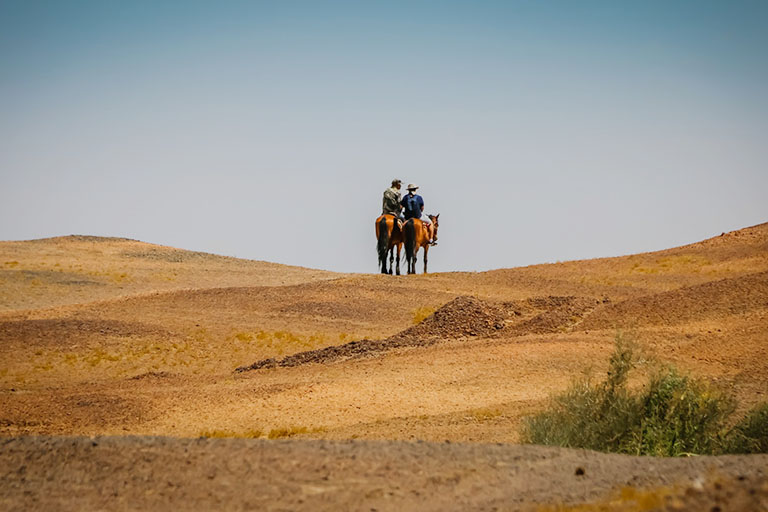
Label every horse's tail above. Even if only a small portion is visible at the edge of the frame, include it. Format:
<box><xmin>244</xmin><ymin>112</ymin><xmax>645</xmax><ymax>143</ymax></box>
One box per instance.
<box><xmin>377</xmin><ymin>216</ymin><xmax>390</xmax><ymax>269</ymax></box>
<box><xmin>404</xmin><ymin>219</ymin><xmax>416</xmax><ymax>262</ymax></box>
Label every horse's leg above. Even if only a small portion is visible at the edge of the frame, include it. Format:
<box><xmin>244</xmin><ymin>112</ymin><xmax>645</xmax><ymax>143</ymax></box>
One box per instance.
<box><xmin>388</xmin><ymin>246</ymin><xmax>394</xmax><ymax>275</ymax></box>
<box><xmin>423</xmin><ymin>244</ymin><xmax>429</xmax><ymax>274</ymax></box>
<box><xmin>379</xmin><ymin>241</ymin><xmax>387</xmax><ymax>274</ymax></box>
<box><xmin>395</xmin><ymin>243</ymin><xmax>401</xmax><ymax>275</ymax></box>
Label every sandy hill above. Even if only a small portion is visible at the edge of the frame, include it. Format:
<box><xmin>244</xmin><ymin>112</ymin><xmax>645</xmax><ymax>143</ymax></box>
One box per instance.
<box><xmin>1</xmin><ymin>222</ymin><xmax>766</xmax><ymax>437</ymax></box>
<box><xmin>1</xmin><ymin>223</ymin><xmax>767</xmax><ymax>510</ymax></box>
<box><xmin>0</xmin><ymin>235</ymin><xmax>342</xmax><ymax>312</ymax></box>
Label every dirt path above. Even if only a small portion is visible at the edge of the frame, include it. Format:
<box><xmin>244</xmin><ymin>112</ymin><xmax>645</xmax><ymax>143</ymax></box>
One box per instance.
<box><xmin>2</xmin><ymin>436</ymin><xmax>767</xmax><ymax>512</ymax></box>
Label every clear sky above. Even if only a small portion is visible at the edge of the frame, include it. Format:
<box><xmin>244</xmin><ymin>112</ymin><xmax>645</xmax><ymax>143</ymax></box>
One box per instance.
<box><xmin>1</xmin><ymin>1</ymin><xmax>767</xmax><ymax>273</ymax></box>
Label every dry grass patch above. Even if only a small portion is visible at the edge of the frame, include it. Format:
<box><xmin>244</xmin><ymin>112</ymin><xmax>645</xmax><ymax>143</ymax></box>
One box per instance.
<box><xmin>469</xmin><ymin>408</ymin><xmax>504</xmax><ymax>422</ymax></box>
<box><xmin>228</xmin><ymin>329</ymin><xmax>335</xmax><ymax>355</ymax></box>
<box><xmin>267</xmin><ymin>426</ymin><xmax>310</xmax><ymax>439</ymax></box>
<box><xmin>412</xmin><ymin>306</ymin><xmax>436</xmax><ymax>324</ymax></box>
<box><xmin>1</xmin><ymin>325</ymin><xmax>354</xmax><ymax>386</ymax></box>
<box><xmin>198</xmin><ymin>429</ymin><xmax>263</xmax><ymax>439</ymax></box>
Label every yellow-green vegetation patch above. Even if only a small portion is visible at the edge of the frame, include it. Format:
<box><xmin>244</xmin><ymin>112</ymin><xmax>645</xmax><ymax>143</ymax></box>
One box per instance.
<box><xmin>412</xmin><ymin>306</ymin><xmax>436</xmax><ymax>325</ymax></box>
<box><xmin>85</xmin><ymin>269</ymin><xmax>132</xmax><ymax>282</ymax></box>
<box><xmin>267</xmin><ymin>426</ymin><xmax>310</xmax><ymax>439</ymax></box>
<box><xmin>199</xmin><ymin>429</ymin><xmax>263</xmax><ymax>439</ymax></box>
<box><xmin>470</xmin><ymin>408</ymin><xmax>504</xmax><ymax>422</ymax></box>
<box><xmin>233</xmin><ymin>332</ymin><xmax>254</xmax><ymax>342</ymax></box>
<box><xmin>266</xmin><ymin>426</ymin><xmax>327</xmax><ymax>439</ymax></box>
<box><xmin>228</xmin><ymin>329</ymin><xmax>332</xmax><ymax>354</ymax></box>
<box><xmin>630</xmin><ymin>254</ymin><xmax>713</xmax><ymax>275</ymax></box>
<box><xmin>535</xmin><ymin>484</ymin><xmax>677</xmax><ymax>511</ymax></box>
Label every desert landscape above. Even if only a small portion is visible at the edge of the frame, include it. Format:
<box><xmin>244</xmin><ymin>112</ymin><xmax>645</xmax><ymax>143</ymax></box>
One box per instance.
<box><xmin>1</xmin><ymin>224</ymin><xmax>767</xmax><ymax>510</ymax></box>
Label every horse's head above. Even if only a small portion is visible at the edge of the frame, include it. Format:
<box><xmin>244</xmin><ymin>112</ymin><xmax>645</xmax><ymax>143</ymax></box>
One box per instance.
<box><xmin>428</xmin><ymin>213</ymin><xmax>439</xmax><ymax>242</ymax></box>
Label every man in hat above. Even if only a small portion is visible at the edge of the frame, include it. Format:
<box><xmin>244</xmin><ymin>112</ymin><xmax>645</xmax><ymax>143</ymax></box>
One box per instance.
<box><xmin>382</xmin><ymin>179</ymin><xmax>403</xmax><ymax>218</ymax></box>
<box><xmin>401</xmin><ymin>183</ymin><xmax>436</xmax><ymax>244</ymax></box>
<box><xmin>401</xmin><ymin>183</ymin><xmax>424</xmax><ymax>221</ymax></box>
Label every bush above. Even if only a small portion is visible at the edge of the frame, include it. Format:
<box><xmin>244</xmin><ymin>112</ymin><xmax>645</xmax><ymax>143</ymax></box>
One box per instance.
<box><xmin>636</xmin><ymin>369</ymin><xmax>734</xmax><ymax>456</ymax></box>
<box><xmin>725</xmin><ymin>402</ymin><xmax>768</xmax><ymax>454</ymax></box>
<box><xmin>520</xmin><ymin>334</ymin><xmax>742</xmax><ymax>456</ymax></box>
<box><xmin>521</xmin><ymin>334</ymin><xmax>643</xmax><ymax>453</ymax></box>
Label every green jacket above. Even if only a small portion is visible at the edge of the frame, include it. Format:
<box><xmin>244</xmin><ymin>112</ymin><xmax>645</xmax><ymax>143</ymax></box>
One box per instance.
<box><xmin>382</xmin><ymin>187</ymin><xmax>402</xmax><ymax>216</ymax></box>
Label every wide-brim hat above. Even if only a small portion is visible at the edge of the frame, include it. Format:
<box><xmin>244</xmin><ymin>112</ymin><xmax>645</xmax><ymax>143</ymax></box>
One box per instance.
<box><xmin>406</xmin><ymin>183</ymin><xmax>419</xmax><ymax>190</ymax></box>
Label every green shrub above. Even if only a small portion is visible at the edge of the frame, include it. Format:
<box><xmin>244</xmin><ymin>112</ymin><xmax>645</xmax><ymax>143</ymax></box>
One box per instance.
<box><xmin>725</xmin><ymin>402</ymin><xmax>768</xmax><ymax>454</ymax></box>
<box><xmin>521</xmin><ymin>333</ymin><xmax>642</xmax><ymax>452</ymax></box>
<box><xmin>520</xmin><ymin>334</ymin><xmax>739</xmax><ymax>456</ymax></box>
<box><xmin>636</xmin><ymin>369</ymin><xmax>734</xmax><ymax>456</ymax></box>
<box><xmin>520</xmin><ymin>377</ymin><xmax>639</xmax><ymax>452</ymax></box>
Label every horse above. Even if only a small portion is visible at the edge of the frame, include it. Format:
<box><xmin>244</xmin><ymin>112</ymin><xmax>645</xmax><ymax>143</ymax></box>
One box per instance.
<box><xmin>375</xmin><ymin>214</ymin><xmax>404</xmax><ymax>275</ymax></box>
<box><xmin>404</xmin><ymin>213</ymin><xmax>439</xmax><ymax>274</ymax></box>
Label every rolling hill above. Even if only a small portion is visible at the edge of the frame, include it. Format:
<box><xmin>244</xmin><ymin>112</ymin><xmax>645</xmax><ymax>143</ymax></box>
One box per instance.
<box><xmin>1</xmin><ymin>223</ymin><xmax>767</xmax><ymax>510</ymax></box>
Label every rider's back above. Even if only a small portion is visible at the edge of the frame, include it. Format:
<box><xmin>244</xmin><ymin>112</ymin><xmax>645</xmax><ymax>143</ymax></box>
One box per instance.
<box><xmin>402</xmin><ymin>193</ymin><xmax>424</xmax><ymax>220</ymax></box>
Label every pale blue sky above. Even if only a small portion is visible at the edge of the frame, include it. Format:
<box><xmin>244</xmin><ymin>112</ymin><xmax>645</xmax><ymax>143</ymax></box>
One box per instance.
<box><xmin>1</xmin><ymin>1</ymin><xmax>767</xmax><ymax>272</ymax></box>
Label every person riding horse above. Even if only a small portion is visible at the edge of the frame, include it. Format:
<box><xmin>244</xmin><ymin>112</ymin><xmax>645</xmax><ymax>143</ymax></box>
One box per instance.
<box><xmin>376</xmin><ymin>179</ymin><xmax>405</xmax><ymax>274</ymax></box>
<box><xmin>382</xmin><ymin>179</ymin><xmax>403</xmax><ymax>219</ymax></box>
<box><xmin>401</xmin><ymin>184</ymin><xmax>436</xmax><ymax>245</ymax></box>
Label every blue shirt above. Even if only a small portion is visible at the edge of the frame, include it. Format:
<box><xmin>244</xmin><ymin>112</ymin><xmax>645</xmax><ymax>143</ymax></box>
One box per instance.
<box><xmin>401</xmin><ymin>193</ymin><xmax>424</xmax><ymax>220</ymax></box>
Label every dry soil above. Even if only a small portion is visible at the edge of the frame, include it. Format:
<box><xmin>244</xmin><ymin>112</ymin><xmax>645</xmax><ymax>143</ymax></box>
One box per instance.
<box><xmin>1</xmin><ymin>224</ymin><xmax>767</xmax><ymax>510</ymax></box>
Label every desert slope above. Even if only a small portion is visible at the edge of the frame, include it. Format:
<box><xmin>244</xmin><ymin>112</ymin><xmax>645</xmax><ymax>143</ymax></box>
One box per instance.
<box><xmin>0</xmin><ymin>235</ymin><xmax>343</xmax><ymax>312</ymax></box>
<box><xmin>1</xmin><ymin>224</ymin><xmax>767</xmax><ymax>510</ymax></box>
<box><xmin>1</xmin><ymin>224</ymin><xmax>767</xmax><ymax>438</ymax></box>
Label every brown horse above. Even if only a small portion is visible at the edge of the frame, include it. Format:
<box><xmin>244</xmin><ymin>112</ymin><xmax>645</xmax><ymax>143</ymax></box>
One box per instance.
<box><xmin>375</xmin><ymin>214</ymin><xmax>404</xmax><ymax>275</ymax></box>
<box><xmin>404</xmin><ymin>214</ymin><xmax>439</xmax><ymax>274</ymax></box>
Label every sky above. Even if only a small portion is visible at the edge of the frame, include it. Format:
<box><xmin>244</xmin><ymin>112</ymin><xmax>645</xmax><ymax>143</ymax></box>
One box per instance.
<box><xmin>1</xmin><ymin>1</ymin><xmax>767</xmax><ymax>273</ymax></box>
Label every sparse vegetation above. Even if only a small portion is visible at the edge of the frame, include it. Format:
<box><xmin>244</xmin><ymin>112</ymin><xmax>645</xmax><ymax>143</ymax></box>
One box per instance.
<box><xmin>630</xmin><ymin>255</ymin><xmax>713</xmax><ymax>275</ymax></box>
<box><xmin>233</xmin><ymin>332</ymin><xmax>254</xmax><ymax>342</ymax></box>
<box><xmin>199</xmin><ymin>429</ymin><xmax>263</xmax><ymax>439</ymax></box>
<box><xmin>412</xmin><ymin>306</ymin><xmax>436</xmax><ymax>324</ymax></box>
<box><xmin>535</xmin><ymin>484</ymin><xmax>676</xmax><ymax>512</ymax></box>
<box><xmin>0</xmin><ymin>325</ymin><xmax>352</xmax><ymax>387</ymax></box>
<box><xmin>267</xmin><ymin>426</ymin><xmax>310</xmax><ymax>439</ymax></box>
<box><xmin>470</xmin><ymin>408</ymin><xmax>503</xmax><ymax>422</ymax></box>
<box><xmin>521</xmin><ymin>333</ymin><xmax>766</xmax><ymax>456</ymax></box>
<box><xmin>229</xmin><ymin>329</ymin><xmax>331</xmax><ymax>354</ymax></box>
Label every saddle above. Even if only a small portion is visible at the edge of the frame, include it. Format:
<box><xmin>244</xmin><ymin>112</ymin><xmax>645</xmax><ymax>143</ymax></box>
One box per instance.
<box><xmin>381</xmin><ymin>214</ymin><xmax>404</xmax><ymax>232</ymax></box>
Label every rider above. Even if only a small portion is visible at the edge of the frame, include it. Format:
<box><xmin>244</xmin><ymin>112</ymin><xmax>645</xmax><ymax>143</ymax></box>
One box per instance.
<box><xmin>401</xmin><ymin>183</ymin><xmax>436</xmax><ymax>245</ymax></box>
<box><xmin>382</xmin><ymin>179</ymin><xmax>403</xmax><ymax>218</ymax></box>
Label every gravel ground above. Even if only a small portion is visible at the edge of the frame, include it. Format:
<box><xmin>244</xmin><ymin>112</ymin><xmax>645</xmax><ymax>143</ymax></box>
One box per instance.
<box><xmin>2</xmin><ymin>436</ymin><xmax>767</xmax><ymax>511</ymax></box>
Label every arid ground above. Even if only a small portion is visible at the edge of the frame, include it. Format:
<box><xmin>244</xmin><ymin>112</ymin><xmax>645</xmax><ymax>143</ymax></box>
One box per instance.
<box><xmin>1</xmin><ymin>226</ymin><xmax>767</xmax><ymax>510</ymax></box>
